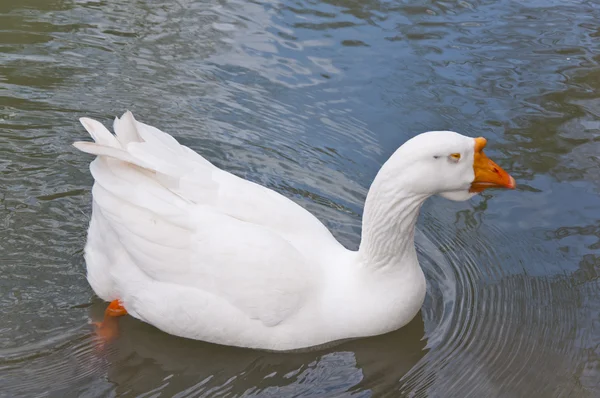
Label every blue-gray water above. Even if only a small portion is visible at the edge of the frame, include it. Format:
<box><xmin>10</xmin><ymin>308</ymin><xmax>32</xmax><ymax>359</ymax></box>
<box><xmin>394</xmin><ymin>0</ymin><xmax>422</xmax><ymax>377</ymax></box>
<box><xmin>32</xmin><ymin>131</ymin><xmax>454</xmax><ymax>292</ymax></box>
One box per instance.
<box><xmin>1</xmin><ymin>0</ymin><xmax>599</xmax><ymax>396</ymax></box>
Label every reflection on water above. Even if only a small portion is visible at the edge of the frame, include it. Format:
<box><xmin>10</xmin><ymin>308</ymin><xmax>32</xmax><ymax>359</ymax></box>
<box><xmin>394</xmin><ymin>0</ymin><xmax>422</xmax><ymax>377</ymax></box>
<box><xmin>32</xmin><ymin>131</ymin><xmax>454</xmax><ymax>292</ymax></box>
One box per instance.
<box><xmin>2</xmin><ymin>297</ymin><xmax>426</xmax><ymax>397</ymax></box>
<box><xmin>1</xmin><ymin>0</ymin><xmax>600</xmax><ymax>396</ymax></box>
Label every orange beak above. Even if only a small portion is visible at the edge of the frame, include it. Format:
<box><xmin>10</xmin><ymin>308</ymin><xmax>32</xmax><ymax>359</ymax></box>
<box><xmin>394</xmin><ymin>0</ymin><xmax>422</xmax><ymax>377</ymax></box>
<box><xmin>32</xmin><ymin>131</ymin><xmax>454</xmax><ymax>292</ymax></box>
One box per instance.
<box><xmin>469</xmin><ymin>137</ymin><xmax>516</xmax><ymax>193</ymax></box>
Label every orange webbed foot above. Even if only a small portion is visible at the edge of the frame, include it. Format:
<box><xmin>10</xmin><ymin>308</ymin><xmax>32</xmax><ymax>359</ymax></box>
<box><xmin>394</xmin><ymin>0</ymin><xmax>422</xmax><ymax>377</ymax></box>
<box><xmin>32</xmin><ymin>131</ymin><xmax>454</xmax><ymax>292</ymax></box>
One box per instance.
<box><xmin>105</xmin><ymin>299</ymin><xmax>127</xmax><ymax>317</ymax></box>
<box><xmin>93</xmin><ymin>300</ymin><xmax>128</xmax><ymax>347</ymax></box>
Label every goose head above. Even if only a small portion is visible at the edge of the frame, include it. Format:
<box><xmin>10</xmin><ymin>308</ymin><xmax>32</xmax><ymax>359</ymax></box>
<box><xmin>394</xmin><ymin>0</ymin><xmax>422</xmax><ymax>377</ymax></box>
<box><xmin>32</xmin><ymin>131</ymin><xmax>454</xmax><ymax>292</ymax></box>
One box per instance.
<box><xmin>377</xmin><ymin>131</ymin><xmax>515</xmax><ymax>201</ymax></box>
<box><xmin>360</xmin><ymin>130</ymin><xmax>515</xmax><ymax>269</ymax></box>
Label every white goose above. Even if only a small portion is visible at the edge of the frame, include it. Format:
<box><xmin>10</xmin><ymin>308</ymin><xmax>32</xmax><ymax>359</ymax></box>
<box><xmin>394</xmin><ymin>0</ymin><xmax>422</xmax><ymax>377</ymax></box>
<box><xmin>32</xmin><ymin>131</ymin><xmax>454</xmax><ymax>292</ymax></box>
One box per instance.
<box><xmin>74</xmin><ymin>111</ymin><xmax>515</xmax><ymax>351</ymax></box>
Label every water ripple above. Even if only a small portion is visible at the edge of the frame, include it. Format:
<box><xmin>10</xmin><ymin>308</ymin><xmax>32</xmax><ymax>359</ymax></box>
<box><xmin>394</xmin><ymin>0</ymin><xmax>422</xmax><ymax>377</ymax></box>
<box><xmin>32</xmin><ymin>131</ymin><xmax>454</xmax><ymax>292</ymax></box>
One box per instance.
<box><xmin>400</xmin><ymin>210</ymin><xmax>586</xmax><ymax>397</ymax></box>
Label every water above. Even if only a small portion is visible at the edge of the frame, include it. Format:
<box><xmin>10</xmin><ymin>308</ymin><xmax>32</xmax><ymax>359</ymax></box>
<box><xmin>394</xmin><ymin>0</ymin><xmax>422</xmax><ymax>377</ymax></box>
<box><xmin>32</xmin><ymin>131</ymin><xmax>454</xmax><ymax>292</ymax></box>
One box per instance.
<box><xmin>1</xmin><ymin>0</ymin><xmax>599</xmax><ymax>396</ymax></box>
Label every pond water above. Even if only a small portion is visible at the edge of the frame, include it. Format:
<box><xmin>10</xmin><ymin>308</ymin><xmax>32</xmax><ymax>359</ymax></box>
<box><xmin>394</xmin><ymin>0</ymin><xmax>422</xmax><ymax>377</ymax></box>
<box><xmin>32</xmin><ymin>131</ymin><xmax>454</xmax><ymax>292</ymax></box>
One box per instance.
<box><xmin>1</xmin><ymin>0</ymin><xmax>599</xmax><ymax>396</ymax></box>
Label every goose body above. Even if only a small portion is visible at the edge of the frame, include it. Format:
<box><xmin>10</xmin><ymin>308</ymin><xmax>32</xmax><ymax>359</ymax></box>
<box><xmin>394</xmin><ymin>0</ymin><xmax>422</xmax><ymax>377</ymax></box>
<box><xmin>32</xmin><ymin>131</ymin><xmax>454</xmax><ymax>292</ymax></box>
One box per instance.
<box><xmin>74</xmin><ymin>112</ymin><xmax>514</xmax><ymax>351</ymax></box>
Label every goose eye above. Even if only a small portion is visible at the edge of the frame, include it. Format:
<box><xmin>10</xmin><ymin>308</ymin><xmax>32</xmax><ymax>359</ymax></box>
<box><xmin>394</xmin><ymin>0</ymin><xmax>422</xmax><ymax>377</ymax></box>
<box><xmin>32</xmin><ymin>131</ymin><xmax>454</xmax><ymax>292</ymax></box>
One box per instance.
<box><xmin>449</xmin><ymin>153</ymin><xmax>461</xmax><ymax>162</ymax></box>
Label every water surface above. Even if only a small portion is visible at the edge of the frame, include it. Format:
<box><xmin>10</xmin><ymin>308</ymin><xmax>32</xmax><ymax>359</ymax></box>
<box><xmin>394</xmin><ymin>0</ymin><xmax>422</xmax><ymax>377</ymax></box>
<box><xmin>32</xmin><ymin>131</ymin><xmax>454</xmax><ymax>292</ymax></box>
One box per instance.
<box><xmin>1</xmin><ymin>0</ymin><xmax>599</xmax><ymax>396</ymax></box>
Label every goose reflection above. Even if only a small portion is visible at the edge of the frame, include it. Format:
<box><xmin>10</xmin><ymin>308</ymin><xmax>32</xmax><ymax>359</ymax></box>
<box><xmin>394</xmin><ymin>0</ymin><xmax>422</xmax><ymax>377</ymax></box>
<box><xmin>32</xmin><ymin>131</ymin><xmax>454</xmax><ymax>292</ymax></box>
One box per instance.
<box><xmin>88</xmin><ymin>298</ymin><xmax>427</xmax><ymax>396</ymax></box>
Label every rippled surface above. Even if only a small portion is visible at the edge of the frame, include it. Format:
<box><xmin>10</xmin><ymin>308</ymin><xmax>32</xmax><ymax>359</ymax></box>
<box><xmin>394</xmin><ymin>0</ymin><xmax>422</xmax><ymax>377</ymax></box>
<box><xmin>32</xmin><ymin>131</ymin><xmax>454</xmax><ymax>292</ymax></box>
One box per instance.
<box><xmin>1</xmin><ymin>0</ymin><xmax>599</xmax><ymax>396</ymax></box>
